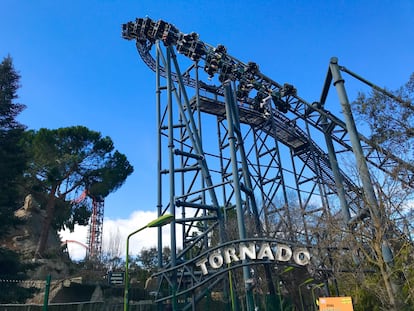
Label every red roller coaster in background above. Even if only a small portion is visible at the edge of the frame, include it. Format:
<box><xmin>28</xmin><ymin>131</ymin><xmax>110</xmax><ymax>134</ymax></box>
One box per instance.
<box><xmin>72</xmin><ymin>190</ymin><xmax>104</xmax><ymax>261</ymax></box>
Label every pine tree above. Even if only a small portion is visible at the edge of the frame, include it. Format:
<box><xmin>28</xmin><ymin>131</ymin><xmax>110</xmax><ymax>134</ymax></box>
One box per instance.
<box><xmin>0</xmin><ymin>248</ymin><xmax>37</xmax><ymax>303</ymax></box>
<box><xmin>0</xmin><ymin>55</ymin><xmax>36</xmax><ymax>303</ymax></box>
<box><xmin>22</xmin><ymin>126</ymin><xmax>134</xmax><ymax>257</ymax></box>
<box><xmin>0</xmin><ymin>55</ymin><xmax>27</xmax><ymax>235</ymax></box>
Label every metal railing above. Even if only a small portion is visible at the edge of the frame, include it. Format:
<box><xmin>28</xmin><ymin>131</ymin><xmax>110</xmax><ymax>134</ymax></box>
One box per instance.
<box><xmin>0</xmin><ymin>302</ymin><xmax>155</xmax><ymax>311</ymax></box>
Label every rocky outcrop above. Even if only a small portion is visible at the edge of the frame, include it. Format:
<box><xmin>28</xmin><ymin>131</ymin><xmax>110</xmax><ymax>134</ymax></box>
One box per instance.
<box><xmin>1</xmin><ymin>195</ymin><xmax>72</xmax><ymax>279</ymax></box>
<box><xmin>0</xmin><ymin>196</ymin><xmax>114</xmax><ymax>305</ymax></box>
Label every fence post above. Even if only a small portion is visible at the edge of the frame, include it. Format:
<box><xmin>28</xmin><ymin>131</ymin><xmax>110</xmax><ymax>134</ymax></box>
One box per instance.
<box><xmin>42</xmin><ymin>275</ymin><xmax>51</xmax><ymax>311</ymax></box>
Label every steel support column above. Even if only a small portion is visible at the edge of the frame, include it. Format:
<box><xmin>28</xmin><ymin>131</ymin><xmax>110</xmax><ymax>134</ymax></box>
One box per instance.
<box><xmin>223</xmin><ymin>82</ymin><xmax>255</xmax><ymax>311</ymax></box>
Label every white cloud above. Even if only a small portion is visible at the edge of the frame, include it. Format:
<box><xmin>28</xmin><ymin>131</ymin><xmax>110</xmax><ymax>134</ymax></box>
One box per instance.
<box><xmin>59</xmin><ymin>210</ymin><xmax>175</xmax><ymax>261</ymax></box>
<box><xmin>59</xmin><ymin>225</ymin><xmax>88</xmax><ymax>260</ymax></box>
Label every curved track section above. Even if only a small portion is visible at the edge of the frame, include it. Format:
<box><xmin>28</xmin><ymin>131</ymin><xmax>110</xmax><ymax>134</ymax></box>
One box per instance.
<box><xmin>123</xmin><ymin>17</ymin><xmax>414</xmax><ymax>189</ymax></box>
<box><xmin>122</xmin><ymin>17</ymin><xmax>414</xmax><ymax>309</ymax></box>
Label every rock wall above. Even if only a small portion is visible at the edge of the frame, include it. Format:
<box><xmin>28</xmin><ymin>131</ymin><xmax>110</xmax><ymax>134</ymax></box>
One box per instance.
<box><xmin>1</xmin><ymin>195</ymin><xmax>72</xmax><ymax>279</ymax></box>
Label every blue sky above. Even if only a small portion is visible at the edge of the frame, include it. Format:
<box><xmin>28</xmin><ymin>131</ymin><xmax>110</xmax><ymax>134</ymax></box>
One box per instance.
<box><xmin>2</xmin><ymin>0</ymin><xmax>414</xmax><ymax>258</ymax></box>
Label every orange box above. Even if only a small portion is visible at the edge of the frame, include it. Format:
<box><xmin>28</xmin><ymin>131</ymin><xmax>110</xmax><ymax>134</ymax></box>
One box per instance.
<box><xmin>318</xmin><ymin>297</ymin><xmax>354</xmax><ymax>311</ymax></box>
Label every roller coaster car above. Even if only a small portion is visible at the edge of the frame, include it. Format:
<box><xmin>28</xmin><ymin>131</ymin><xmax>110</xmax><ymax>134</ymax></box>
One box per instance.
<box><xmin>151</xmin><ymin>20</ymin><xmax>167</xmax><ymax>40</ymax></box>
<box><xmin>176</xmin><ymin>32</ymin><xmax>205</xmax><ymax>61</ymax></box>
<box><xmin>121</xmin><ymin>22</ymin><xmax>135</xmax><ymax>40</ymax></box>
<box><xmin>218</xmin><ymin>60</ymin><xmax>236</xmax><ymax>82</ymax></box>
<box><xmin>273</xmin><ymin>97</ymin><xmax>291</xmax><ymax>113</ymax></box>
<box><xmin>204</xmin><ymin>53</ymin><xmax>220</xmax><ymax>77</ymax></box>
<box><xmin>280</xmin><ymin>83</ymin><xmax>297</xmax><ymax>97</ymax></box>
<box><xmin>162</xmin><ymin>24</ymin><xmax>180</xmax><ymax>46</ymax></box>
<box><xmin>270</xmin><ymin>91</ymin><xmax>291</xmax><ymax>113</ymax></box>
<box><xmin>139</xmin><ymin>17</ymin><xmax>155</xmax><ymax>40</ymax></box>
<box><xmin>247</xmin><ymin>61</ymin><xmax>259</xmax><ymax>74</ymax></box>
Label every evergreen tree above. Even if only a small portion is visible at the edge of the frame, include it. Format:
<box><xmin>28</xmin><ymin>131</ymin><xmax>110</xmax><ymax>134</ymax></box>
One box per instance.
<box><xmin>0</xmin><ymin>55</ymin><xmax>36</xmax><ymax>303</ymax></box>
<box><xmin>0</xmin><ymin>55</ymin><xmax>27</xmax><ymax>235</ymax></box>
<box><xmin>0</xmin><ymin>248</ymin><xmax>37</xmax><ymax>303</ymax></box>
<box><xmin>22</xmin><ymin>126</ymin><xmax>134</xmax><ymax>257</ymax></box>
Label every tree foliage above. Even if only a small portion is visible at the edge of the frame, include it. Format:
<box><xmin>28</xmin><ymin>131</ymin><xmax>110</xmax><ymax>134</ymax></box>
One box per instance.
<box><xmin>350</xmin><ymin>73</ymin><xmax>414</xmax><ymax>310</ymax></box>
<box><xmin>22</xmin><ymin>126</ymin><xmax>134</xmax><ymax>256</ymax></box>
<box><xmin>0</xmin><ymin>56</ymin><xmax>35</xmax><ymax>302</ymax></box>
<box><xmin>0</xmin><ymin>55</ymin><xmax>25</xmax><ymax>130</ymax></box>
<box><xmin>0</xmin><ymin>248</ymin><xmax>38</xmax><ymax>303</ymax></box>
<box><xmin>135</xmin><ymin>246</ymin><xmax>171</xmax><ymax>273</ymax></box>
<box><xmin>353</xmin><ymin>73</ymin><xmax>414</xmax><ymax>157</ymax></box>
<box><xmin>0</xmin><ymin>56</ymin><xmax>27</xmax><ymax>234</ymax></box>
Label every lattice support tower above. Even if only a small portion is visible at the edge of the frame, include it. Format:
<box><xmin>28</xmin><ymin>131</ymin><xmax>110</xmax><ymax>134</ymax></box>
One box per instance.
<box><xmin>122</xmin><ymin>17</ymin><xmax>414</xmax><ymax>310</ymax></box>
<box><xmin>86</xmin><ymin>197</ymin><xmax>104</xmax><ymax>261</ymax></box>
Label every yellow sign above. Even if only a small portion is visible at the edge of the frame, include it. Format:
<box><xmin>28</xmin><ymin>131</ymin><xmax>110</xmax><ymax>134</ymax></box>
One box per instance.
<box><xmin>318</xmin><ymin>297</ymin><xmax>354</xmax><ymax>311</ymax></box>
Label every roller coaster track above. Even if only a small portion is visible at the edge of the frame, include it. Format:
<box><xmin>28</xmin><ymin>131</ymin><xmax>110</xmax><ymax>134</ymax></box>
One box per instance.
<box><xmin>123</xmin><ymin>18</ymin><xmax>414</xmax><ymax>190</ymax></box>
<box><xmin>192</xmin><ymin>95</ymin><xmax>365</xmax><ymax>214</ymax></box>
<box><xmin>122</xmin><ymin>17</ymin><xmax>414</xmax><ymax>310</ymax></box>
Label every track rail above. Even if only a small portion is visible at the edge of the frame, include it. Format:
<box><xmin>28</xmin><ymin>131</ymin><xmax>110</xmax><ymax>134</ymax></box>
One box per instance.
<box><xmin>122</xmin><ymin>17</ymin><xmax>414</xmax><ymax>309</ymax></box>
<box><xmin>122</xmin><ymin>17</ymin><xmax>414</xmax><ymax>189</ymax></box>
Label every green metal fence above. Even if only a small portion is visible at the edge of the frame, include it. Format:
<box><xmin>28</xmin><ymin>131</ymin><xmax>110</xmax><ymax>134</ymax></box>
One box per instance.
<box><xmin>0</xmin><ymin>302</ymin><xmax>154</xmax><ymax>311</ymax></box>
